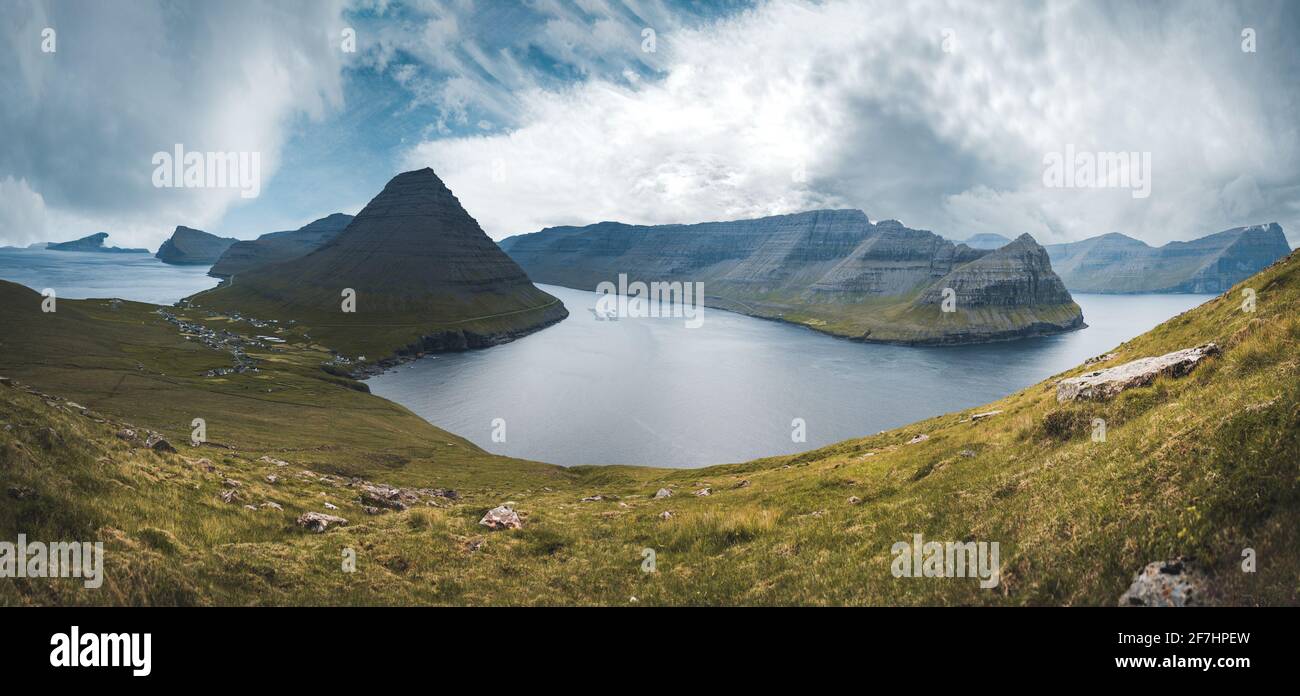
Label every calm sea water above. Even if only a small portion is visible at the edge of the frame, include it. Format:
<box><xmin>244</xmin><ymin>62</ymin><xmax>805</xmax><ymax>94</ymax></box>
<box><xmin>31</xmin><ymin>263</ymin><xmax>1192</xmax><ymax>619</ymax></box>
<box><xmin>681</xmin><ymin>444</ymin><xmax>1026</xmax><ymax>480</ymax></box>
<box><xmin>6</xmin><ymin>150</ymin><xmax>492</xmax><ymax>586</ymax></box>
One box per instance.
<box><xmin>0</xmin><ymin>251</ymin><xmax>1212</xmax><ymax>468</ymax></box>
<box><xmin>370</xmin><ymin>284</ymin><xmax>1213</xmax><ymax>467</ymax></box>
<box><xmin>0</xmin><ymin>247</ymin><xmax>218</xmax><ymax>305</ymax></box>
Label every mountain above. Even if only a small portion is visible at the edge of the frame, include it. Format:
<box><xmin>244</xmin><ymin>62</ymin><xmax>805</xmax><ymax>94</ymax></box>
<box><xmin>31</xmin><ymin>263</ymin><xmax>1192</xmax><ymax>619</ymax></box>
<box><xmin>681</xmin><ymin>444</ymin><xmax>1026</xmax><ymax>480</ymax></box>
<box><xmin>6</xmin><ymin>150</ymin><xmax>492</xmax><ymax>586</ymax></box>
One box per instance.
<box><xmin>209</xmin><ymin>213</ymin><xmax>354</xmax><ymax>279</ymax></box>
<box><xmin>1</xmin><ymin>245</ymin><xmax>1295</xmax><ymax>606</ymax></box>
<box><xmin>1044</xmin><ymin>224</ymin><xmax>1291</xmax><ymax>293</ymax></box>
<box><xmin>500</xmin><ymin>210</ymin><xmax>1082</xmax><ymax>344</ymax></box>
<box><xmin>155</xmin><ymin>226</ymin><xmax>238</xmax><ymax>265</ymax></box>
<box><xmin>194</xmin><ymin>168</ymin><xmax>566</xmax><ymax>358</ymax></box>
<box><xmin>960</xmin><ymin>233</ymin><xmax>1012</xmax><ymax>249</ymax></box>
<box><xmin>45</xmin><ymin>232</ymin><xmax>147</xmax><ymax>253</ymax></box>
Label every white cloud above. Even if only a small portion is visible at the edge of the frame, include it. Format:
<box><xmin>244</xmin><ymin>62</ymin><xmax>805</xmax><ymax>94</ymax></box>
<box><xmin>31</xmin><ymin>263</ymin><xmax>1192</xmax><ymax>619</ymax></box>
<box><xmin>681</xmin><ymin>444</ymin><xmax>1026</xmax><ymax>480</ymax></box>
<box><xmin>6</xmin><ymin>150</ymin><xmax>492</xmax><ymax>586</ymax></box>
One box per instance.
<box><xmin>0</xmin><ymin>0</ymin><xmax>349</xmax><ymax>249</ymax></box>
<box><xmin>402</xmin><ymin>0</ymin><xmax>1300</xmax><ymax>244</ymax></box>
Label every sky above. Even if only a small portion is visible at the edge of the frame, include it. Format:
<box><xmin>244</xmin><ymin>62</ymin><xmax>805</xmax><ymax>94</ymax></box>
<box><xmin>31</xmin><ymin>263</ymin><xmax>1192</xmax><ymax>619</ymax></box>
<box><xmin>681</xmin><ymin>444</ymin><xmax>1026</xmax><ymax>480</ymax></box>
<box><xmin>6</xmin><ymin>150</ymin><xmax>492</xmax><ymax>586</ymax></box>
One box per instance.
<box><xmin>1</xmin><ymin>0</ymin><xmax>1298</xmax><ymax>251</ymax></box>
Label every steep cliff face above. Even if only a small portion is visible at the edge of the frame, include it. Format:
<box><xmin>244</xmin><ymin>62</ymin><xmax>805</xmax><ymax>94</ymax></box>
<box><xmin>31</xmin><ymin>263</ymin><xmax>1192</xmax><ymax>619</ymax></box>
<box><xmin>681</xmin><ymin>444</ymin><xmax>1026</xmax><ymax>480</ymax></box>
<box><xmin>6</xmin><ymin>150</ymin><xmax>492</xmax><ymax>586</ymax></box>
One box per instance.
<box><xmin>46</xmin><ymin>232</ymin><xmax>147</xmax><ymax>253</ymax></box>
<box><xmin>209</xmin><ymin>213</ymin><xmax>353</xmax><ymax>279</ymax></box>
<box><xmin>502</xmin><ymin>211</ymin><xmax>1082</xmax><ymax>344</ymax></box>
<box><xmin>1044</xmin><ymin>224</ymin><xmax>1291</xmax><ymax>293</ymax></box>
<box><xmin>195</xmin><ymin>168</ymin><xmax>566</xmax><ymax>358</ymax></box>
<box><xmin>155</xmin><ymin>227</ymin><xmax>237</xmax><ymax>265</ymax></box>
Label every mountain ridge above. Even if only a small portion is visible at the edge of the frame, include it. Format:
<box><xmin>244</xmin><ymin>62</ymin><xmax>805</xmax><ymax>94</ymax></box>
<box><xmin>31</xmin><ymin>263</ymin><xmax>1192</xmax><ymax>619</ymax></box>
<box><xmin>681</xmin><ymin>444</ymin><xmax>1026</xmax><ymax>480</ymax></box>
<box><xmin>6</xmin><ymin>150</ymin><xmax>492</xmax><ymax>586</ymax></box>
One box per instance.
<box><xmin>155</xmin><ymin>226</ymin><xmax>238</xmax><ymax>265</ymax></box>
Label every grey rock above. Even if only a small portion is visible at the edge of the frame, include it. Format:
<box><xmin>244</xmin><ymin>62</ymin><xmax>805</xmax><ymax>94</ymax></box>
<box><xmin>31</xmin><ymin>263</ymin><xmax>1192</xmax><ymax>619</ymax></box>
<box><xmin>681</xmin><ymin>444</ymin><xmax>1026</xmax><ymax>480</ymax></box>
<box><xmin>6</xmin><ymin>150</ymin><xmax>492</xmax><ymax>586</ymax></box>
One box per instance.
<box><xmin>297</xmin><ymin>511</ymin><xmax>348</xmax><ymax>533</ymax></box>
<box><xmin>1057</xmin><ymin>343</ymin><xmax>1219</xmax><ymax>402</ymax></box>
<box><xmin>1118</xmin><ymin>559</ymin><xmax>1207</xmax><ymax>607</ymax></box>
<box><xmin>479</xmin><ymin>505</ymin><xmax>523</xmax><ymax>530</ymax></box>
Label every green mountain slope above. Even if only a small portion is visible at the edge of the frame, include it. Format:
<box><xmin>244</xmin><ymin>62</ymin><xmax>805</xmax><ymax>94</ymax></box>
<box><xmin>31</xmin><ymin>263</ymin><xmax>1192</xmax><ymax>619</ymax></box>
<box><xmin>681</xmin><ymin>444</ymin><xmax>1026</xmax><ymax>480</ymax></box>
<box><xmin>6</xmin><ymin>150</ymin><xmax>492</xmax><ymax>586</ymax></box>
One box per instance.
<box><xmin>0</xmin><ymin>249</ymin><xmax>1296</xmax><ymax>606</ymax></box>
<box><xmin>196</xmin><ymin>169</ymin><xmax>567</xmax><ymax>359</ymax></box>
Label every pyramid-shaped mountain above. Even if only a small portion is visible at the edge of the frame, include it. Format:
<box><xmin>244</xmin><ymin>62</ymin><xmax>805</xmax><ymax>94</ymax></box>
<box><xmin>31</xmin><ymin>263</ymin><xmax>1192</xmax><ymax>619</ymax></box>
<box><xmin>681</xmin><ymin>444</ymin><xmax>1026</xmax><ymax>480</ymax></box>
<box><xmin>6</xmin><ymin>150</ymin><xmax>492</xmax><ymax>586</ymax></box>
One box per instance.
<box><xmin>195</xmin><ymin>168</ymin><xmax>567</xmax><ymax>357</ymax></box>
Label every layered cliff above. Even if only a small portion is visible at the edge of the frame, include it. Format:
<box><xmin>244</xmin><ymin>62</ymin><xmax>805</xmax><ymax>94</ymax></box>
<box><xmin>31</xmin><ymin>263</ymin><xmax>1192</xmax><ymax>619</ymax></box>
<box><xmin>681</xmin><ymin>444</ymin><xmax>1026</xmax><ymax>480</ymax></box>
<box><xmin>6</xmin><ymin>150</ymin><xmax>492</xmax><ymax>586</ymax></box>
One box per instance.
<box><xmin>155</xmin><ymin>226</ymin><xmax>237</xmax><ymax>265</ymax></box>
<box><xmin>501</xmin><ymin>211</ymin><xmax>1082</xmax><ymax>344</ymax></box>
<box><xmin>46</xmin><ymin>232</ymin><xmax>147</xmax><ymax>253</ymax></box>
<box><xmin>1044</xmin><ymin>224</ymin><xmax>1291</xmax><ymax>293</ymax></box>
<box><xmin>195</xmin><ymin>168</ymin><xmax>566</xmax><ymax>358</ymax></box>
<box><xmin>209</xmin><ymin>213</ymin><xmax>353</xmax><ymax>279</ymax></box>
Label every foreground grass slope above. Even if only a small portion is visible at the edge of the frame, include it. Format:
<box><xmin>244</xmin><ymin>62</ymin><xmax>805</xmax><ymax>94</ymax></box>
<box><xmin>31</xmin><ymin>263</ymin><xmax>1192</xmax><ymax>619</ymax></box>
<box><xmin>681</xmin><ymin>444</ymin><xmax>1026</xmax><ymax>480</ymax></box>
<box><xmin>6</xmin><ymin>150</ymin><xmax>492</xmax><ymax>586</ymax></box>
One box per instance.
<box><xmin>1</xmin><ymin>251</ymin><xmax>1297</xmax><ymax>605</ymax></box>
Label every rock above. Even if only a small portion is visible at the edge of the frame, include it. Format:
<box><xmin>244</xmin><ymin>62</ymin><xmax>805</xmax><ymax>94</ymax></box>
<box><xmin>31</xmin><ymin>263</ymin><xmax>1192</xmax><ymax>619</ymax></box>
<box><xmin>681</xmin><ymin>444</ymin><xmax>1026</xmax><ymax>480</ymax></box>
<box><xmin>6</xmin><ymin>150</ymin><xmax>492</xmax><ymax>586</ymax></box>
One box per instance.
<box><xmin>479</xmin><ymin>505</ymin><xmax>523</xmax><ymax>530</ymax></box>
<box><xmin>243</xmin><ymin>504</ymin><xmax>258</xmax><ymax>511</ymax></box>
<box><xmin>1118</xmin><ymin>559</ymin><xmax>1207</xmax><ymax>607</ymax></box>
<box><xmin>155</xmin><ymin>226</ymin><xmax>237</xmax><ymax>265</ymax></box>
<box><xmin>362</xmin><ymin>505</ymin><xmax>383</xmax><ymax>515</ymax></box>
<box><xmin>356</xmin><ymin>483</ymin><xmax>412</xmax><ymax>511</ymax></box>
<box><xmin>265</xmin><ymin>474</ymin><xmax>279</xmax><ymax>484</ymax></box>
<box><xmin>658</xmin><ymin>510</ymin><xmax>673</xmax><ymax>520</ymax></box>
<box><xmin>654</xmin><ymin>488</ymin><xmax>672</xmax><ymax>499</ymax></box>
<box><xmin>258</xmin><ymin>455</ymin><xmax>290</xmax><ymax>467</ymax></box>
<box><xmin>115</xmin><ymin>428</ymin><xmax>136</xmax><ymax>441</ymax></box>
<box><xmin>7</xmin><ymin>485</ymin><xmax>37</xmax><ymax>500</ymax></box>
<box><xmin>734</xmin><ymin>479</ymin><xmax>751</xmax><ymax>489</ymax></box>
<box><xmin>1057</xmin><ymin>344</ymin><xmax>1220</xmax><ymax>403</ymax></box>
<box><xmin>970</xmin><ymin>410</ymin><xmax>1002</xmax><ymax>421</ymax></box>
<box><xmin>694</xmin><ymin>487</ymin><xmax>712</xmax><ymax>497</ymax></box>
<box><xmin>959</xmin><ymin>450</ymin><xmax>976</xmax><ymax>458</ymax></box>
<box><xmin>848</xmin><ymin>496</ymin><xmax>862</xmax><ymax>505</ymax></box>
<box><xmin>222</xmin><ymin>479</ymin><xmax>242</xmax><ymax>488</ymax></box>
<box><xmin>1084</xmin><ymin>352</ymin><xmax>1118</xmax><ymax>365</ymax></box>
<box><xmin>259</xmin><ymin>501</ymin><xmax>283</xmax><ymax>511</ymax></box>
<box><xmin>580</xmin><ymin>495</ymin><xmax>604</xmax><ymax>502</ymax></box>
<box><xmin>219</xmin><ymin>489</ymin><xmax>239</xmax><ymax>504</ymax></box>
<box><xmin>323</xmin><ymin>502</ymin><xmax>338</xmax><ymax>510</ymax></box>
<box><xmin>297</xmin><ymin>511</ymin><xmax>348</xmax><ymax>533</ymax></box>
<box><xmin>907</xmin><ymin>433</ymin><xmax>930</xmax><ymax>444</ymax></box>
<box><xmin>145</xmin><ymin>433</ymin><xmax>176</xmax><ymax>453</ymax></box>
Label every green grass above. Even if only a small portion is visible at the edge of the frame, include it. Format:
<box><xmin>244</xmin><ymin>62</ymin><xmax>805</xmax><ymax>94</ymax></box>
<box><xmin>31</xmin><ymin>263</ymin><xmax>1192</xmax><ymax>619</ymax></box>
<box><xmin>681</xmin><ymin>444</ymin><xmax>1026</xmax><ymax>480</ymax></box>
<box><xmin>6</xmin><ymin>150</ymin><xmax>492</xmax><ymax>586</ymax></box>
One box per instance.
<box><xmin>0</xmin><ymin>251</ymin><xmax>1297</xmax><ymax>605</ymax></box>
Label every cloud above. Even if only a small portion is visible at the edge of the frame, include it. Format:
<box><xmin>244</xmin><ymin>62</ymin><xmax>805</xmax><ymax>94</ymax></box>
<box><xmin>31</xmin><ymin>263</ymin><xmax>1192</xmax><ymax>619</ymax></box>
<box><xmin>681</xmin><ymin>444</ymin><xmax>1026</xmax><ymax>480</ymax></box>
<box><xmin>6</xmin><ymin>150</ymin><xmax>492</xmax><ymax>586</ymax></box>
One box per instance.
<box><xmin>401</xmin><ymin>0</ymin><xmax>1300</xmax><ymax>244</ymax></box>
<box><xmin>0</xmin><ymin>0</ymin><xmax>349</xmax><ymax>248</ymax></box>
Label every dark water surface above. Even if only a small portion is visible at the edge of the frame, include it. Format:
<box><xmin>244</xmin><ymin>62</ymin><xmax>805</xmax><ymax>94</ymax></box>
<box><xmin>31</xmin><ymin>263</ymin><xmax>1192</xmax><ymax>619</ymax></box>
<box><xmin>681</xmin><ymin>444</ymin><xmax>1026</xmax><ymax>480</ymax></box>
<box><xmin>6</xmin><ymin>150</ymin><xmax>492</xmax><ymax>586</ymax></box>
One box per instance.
<box><xmin>370</xmin><ymin>284</ymin><xmax>1213</xmax><ymax>467</ymax></box>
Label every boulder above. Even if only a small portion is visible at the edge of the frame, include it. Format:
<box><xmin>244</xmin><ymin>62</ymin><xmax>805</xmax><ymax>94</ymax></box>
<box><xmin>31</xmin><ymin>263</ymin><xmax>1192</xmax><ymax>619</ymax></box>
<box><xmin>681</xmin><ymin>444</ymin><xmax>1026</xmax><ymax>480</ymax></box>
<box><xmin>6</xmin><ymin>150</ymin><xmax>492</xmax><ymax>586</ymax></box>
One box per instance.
<box><xmin>654</xmin><ymin>488</ymin><xmax>672</xmax><ymax>499</ymax></box>
<box><xmin>479</xmin><ymin>505</ymin><xmax>523</xmax><ymax>530</ymax></box>
<box><xmin>694</xmin><ymin>487</ymin><xmax>712</xmax><ymax>497</ymax></box>
<box><xmin>1057</xmin><ymin>344</ymin><xmax>1220</xmax><ymax>403</ymax></box>
<box><xmin>145</xmin><ymin>433</ymin><xmax>176</xmax><ymax>453</ymax></box>
<box><xmin>297</xmin><ymin>511</ymin><xmax>348</xmax><ymax>533</ymax></box>
<box><xmin>658</xmin><ymin>510</ymin><xmax>674</xmax><ymax>520</ymax></box>
<box><xmin>907</xmin><ymin>433</ymin><xmax>930</xmax><ymax>444</ymax></box>
<box><xmin>1118</xmin><ymin>559</ymin><xmax>1207</xmax><ymax>607</ymax></box>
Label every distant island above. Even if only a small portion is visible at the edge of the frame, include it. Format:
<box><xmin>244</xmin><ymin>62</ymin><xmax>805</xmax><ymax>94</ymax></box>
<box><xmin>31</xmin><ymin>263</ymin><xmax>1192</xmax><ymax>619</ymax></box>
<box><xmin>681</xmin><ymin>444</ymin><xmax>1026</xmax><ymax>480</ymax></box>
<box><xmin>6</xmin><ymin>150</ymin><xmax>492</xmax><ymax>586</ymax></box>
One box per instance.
<box><xmin>156</xmin><ymin>226</ymin><xmax>238</xmax><ymax>265</ymax></box>
<box><xmin>500</xmin><ymin>211</ymin><xmax>1083</xmax><ymax>345</ymax></box>
<box><xmin>1043</xmin><ymin>224</ymin><xmax>1291</xmax><ymax>293</ymax></box>
<box><xmin>209</xmin><ymin>213</ymin><xmax>354</xmax><ymax>279</ymax></box>
<box><xmin>45</xmin><ymin>232</ymin><xmax>148</xmax><ymax>253</ymax></box>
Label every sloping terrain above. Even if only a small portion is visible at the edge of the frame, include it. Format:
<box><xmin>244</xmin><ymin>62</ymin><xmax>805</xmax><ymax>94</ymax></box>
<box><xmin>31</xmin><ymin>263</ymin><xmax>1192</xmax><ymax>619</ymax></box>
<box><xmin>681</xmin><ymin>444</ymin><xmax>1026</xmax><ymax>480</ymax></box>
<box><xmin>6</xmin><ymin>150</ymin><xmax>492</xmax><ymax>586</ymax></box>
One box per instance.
<box><xmin>197</xmin><ymin>169</ymin><xmax>566</xmax><ymax>359</ymax></box>
<box><xmin>1</xmin><ymin>248</ymin><xmax>1295</xmax><ymax>606</ymax></box>
<box><xmin>501</xmin><ymin>212</ymin><xmax>1082</xmax><ymax>344</ymax></box>
<box><xmin>1044</xmin><ymin>224</ymin><xmax>1291</xmax><ymax>293</ymax></box>
<box><xmin>209</xmin><ymin>213</ymin><xmax>354</xmax><ymax>279</ymax></box>
<box><xmin>155</xmin><ymin>226</ymin><xmax>238</xmax><ymax>265</ymax></box>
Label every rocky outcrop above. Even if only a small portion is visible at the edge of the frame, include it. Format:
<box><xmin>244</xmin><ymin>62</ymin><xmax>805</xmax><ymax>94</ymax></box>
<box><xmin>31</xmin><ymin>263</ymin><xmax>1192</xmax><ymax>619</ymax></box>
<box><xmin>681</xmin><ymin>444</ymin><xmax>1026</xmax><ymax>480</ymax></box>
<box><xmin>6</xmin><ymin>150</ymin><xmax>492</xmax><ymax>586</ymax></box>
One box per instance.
<box><xmin>1056</xmin><ymin>343</ymin><xmax>1219</xmax><ymax>402</ymax></box>
<box><xmin>479</xmin><ymin>505</ymin><xmax>522</xmax><ymax>530</ymax></box>
<box><xmin>297</xmin><ymin>512</ymin><xmax>348</xmax><ymax>533</ymax></box>
<box><xmin>1044</xmin><ymin>224</ymin><xmax>1291</xmax><ymax>293</ymax></box>
<box><xmin>1118</xmin><ymin>559</ymin><xmax>1207</xmax><ymax>607</ymax></box>
<box><xmin>155</xmin><ymin>226</ymin><xmax>237</xmax><ymax>265</ymax></box>
<box><xmin>209</xmin><ymin>213</ymin><xmax>353</xmax><ymax>279</ymax></box>
<box><xmin>196</xmin><ymin>168</ymin><xmax>567</xmax><ymax>357</ymax></box>
<box><xmin>46</xmin><ymin>232</ymin><xmax>147</xmax><ymax>253</ymax></box>
<box><xmin>502</xmin><ymin>212</ymin><xmax>1081</xmax><ymax>344</ymax></box>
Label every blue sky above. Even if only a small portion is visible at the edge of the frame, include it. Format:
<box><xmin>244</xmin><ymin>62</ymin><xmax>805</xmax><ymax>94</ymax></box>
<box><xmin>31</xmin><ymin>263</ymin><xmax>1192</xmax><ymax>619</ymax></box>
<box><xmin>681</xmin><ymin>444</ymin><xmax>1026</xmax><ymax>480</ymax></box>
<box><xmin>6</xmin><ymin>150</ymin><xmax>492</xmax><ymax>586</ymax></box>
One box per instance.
<box><xmin>2</xmin><ymin>0</ymin><xmax>1298</xmax><ymax>249</ymax></box>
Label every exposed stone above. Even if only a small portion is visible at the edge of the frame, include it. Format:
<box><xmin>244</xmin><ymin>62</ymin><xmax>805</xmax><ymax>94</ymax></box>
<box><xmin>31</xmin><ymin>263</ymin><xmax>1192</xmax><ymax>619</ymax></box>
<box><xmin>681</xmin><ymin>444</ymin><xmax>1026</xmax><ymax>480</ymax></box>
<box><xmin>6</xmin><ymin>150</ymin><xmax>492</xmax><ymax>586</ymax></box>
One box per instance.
<box><xmin>970</xmin><ymin>410</ymin><xmax>1002</xmax><ymax>421</ymax></box>
<box><xmin>297</xmin><ymin>511</ymin><xmax>348</xmax><ymax>533</ymax></box>
<box><xmin>259</xmin><ymin>501</ymin><xmax>283</xmax><ymax>511</ymax></box>
<box><xmin>258</xmin><ymin>455</ymin><xmax>290</xmax><ymax>467</ymax></box>
<box><xmin>265</xmin><ymin>474</ymin><xmax>279</xmax><ymax>484</ymax></box>
<box><xmin>907</xmin><ymin>433</ymin><xmax>930</xmax><ymax>444</ymax></box>
<box><xmin>479</xmin><ymin>505</ymin><xmax>523</xmax><ymax>530</ymax></box>
<box><xmin>848</xmin><ymin>496</ymin><xmax>862</xmax><ymax>505</ymax></box>
<box><xmin>1118</xmin><ymin>559</ymin><xmax>1207</xmax><ymax>607</ymax></box>
<box><xmin>145</xmin><ymin>433</ymin><xmax>176</xmax><ymax>453</ymax></box>
<box><xmin>694</xmin><ymin>487</ymin><xmax>712</xmax><ymax>497</ymax></box>
<box><xmin>323</xmin><ymin>502</ymin><xmax>338</xmax><ymax>510</ymax></box>
<box><xmin>7</xmin><ymin>485</ymin><xmax>37</xmax><ymax>500</ymax></box>
<box><xmin>654</xmin><ymin>488</ymin><xmax>672</xmax><ymax>499</ymax></box>
<box><xmin>580</xmin><ymin>495</ymin><xmax>604</xmax><ymax>502</ymax></box>
<box><xmin>219</xmin><ymin>489</ymin><xmax>240</xmax><ymax>504</ymax></box>
<box><xmin>362</xmin><ymin>505</ymin><xmax>383</xmax><ymax>515</ymax></box>
<box><xmin>222</xmin><ymin>479</ymin><xmax>242</xmax><ymax>488</ymax></box>
<box><xmin>1057</xmin><ymin>344</ymin><xmax>1220</xmax><ymax>403</ymax></box>
<box><xmin>734</xmin><ymin>479</ymin><xmax>751</xmax><ymax>489</ymax></box>
<box><xmin>658</xmin><ymin>510</ymin><xmax>674</xmax><ymax>520</ymax></box>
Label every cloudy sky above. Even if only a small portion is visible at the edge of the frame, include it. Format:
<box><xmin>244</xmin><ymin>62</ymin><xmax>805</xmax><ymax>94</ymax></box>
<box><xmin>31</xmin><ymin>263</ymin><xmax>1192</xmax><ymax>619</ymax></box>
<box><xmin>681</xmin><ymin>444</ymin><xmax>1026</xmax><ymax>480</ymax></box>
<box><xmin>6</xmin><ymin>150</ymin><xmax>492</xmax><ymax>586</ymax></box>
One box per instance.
<box><xmin>2</xmin><ymin>0</ymin><xmax>1298</xmax><ymax>250</ymax></box>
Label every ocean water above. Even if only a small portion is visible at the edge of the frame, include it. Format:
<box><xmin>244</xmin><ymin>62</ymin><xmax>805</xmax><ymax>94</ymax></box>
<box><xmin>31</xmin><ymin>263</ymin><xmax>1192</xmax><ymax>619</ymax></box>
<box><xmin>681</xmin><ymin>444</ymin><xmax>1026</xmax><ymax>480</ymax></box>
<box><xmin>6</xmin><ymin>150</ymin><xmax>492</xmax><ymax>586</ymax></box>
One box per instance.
<box><xmin>0</xmin><ymin>247</ymin><xmax>218</xmax><ymax>305</ymax></box>
<box><xmin>369</xmin><ymin>284</ymin><xmax>1214</xmax><ymax>467</ymax></box>
<box><xmin>0</xmin><ymin>251</ymin><xmax>1213</xmax><ymax>468</ymax></box>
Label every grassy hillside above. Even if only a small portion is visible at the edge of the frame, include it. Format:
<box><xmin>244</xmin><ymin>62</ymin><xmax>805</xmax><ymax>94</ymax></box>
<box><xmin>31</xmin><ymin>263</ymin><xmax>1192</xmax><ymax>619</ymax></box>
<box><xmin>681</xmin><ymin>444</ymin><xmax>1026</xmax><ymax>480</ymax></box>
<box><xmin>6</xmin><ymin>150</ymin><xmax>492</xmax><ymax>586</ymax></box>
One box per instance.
<box><xmin>1</xmin><ymin>250</ymin><xmax>1296</xmax><ymax>606</ymax></box>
